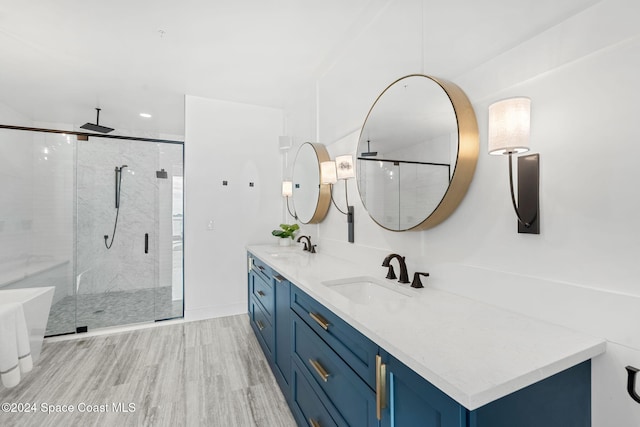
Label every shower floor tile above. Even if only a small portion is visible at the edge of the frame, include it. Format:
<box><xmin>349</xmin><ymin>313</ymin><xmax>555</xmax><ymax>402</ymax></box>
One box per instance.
<box><xmin>46</xmin><ymin>286</ymin><xmax>183</xmax><ymax>336</ymax></box>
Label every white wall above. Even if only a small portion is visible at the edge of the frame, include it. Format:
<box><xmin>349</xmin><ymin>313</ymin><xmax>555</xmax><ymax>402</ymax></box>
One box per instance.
<box><xmin>184</xmin><ymin>95</ymin><xmax>282</xmax><ymax>320</ymax></box>
<box><xmin>283</xmin><ymin>0</ymin><xmax>640</xmax><ymax>424</ymax></box>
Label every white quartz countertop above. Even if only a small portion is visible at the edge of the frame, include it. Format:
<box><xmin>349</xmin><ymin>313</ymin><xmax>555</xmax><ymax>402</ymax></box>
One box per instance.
<box><xmin>247</xmin><ymin>244</ymin><xmax>606</xmax><ymax>410</ymax></box>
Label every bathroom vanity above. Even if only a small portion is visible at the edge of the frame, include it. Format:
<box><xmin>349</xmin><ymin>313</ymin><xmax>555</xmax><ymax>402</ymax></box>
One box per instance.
<box><xmin>247</xmin><ymin>245</ymin><xmax>605</xmax><ymax>426</ymax></box>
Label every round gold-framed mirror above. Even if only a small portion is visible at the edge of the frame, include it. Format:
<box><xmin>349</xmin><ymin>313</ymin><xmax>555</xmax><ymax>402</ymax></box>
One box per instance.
<box><xmin>356</xmin><ymin>74</ymin><xmax>479</xmax><ymax>231</ymax></box>
<box><xmin>292</xmin><ymin>142</ymin><xmax>331</xmax><ymax>224</ymax></box>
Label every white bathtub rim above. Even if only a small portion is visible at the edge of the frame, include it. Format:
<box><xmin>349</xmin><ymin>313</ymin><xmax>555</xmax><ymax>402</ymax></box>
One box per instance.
<box><xmin>0</xmin><ymin>286</ymin><xmax>56</xmax><ymax>303</ymax></box>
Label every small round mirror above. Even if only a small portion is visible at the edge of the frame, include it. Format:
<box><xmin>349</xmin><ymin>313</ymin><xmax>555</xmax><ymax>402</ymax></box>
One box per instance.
<box><xmin>356</xmin><ymin>74</ymin><xmax>479</xmax><ymax>231</ymax></box>
<box><xmin>292</xmin><ymin>142</ymin><xmax>331</xmax><ymax>224</ymax></box>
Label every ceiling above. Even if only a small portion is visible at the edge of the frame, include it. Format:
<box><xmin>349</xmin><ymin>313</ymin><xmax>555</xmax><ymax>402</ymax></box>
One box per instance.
<box><xmin>0</xmin><ymin>0</ymin><xmax>599</xmax><ymax>138</ymax></box>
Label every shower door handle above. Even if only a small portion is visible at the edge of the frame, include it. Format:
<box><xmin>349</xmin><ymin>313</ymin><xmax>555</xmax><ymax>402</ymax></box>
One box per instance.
<box><xmin>144</xmin><ymin>233</ymin><xmax>149</xmax><ymax>254</ymax></box>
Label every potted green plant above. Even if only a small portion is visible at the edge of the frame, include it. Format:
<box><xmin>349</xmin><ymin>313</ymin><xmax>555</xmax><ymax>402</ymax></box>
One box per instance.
<box><xmin>272</xmin><ymin>223</ymin><xmax>300</xmax><ymax>246</ymax></box>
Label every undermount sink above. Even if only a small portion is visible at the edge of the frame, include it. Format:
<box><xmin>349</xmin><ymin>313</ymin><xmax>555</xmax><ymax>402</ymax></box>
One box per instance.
<box><xmin>322</xmin><ymin>276</ymin><xmax>416</xmax><ymax>305</ymax></box>
<box><xmin>267</xmin><ymin>251</ymin><xmax>311</xmax><ymax>265</ymax></box>
<box><xmin>268</xmin><ymin>251</ymin><xmax>305</xmax><ymax>259</ymax></box>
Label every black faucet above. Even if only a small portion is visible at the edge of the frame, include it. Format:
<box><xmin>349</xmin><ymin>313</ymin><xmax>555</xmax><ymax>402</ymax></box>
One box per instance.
<box><xmin>382</xmin><ymin>254</ymin><xmax>409</xmax><ymax>284</ymax></box>
<box><xmin>296</xmin><ymin>235</ymin><xmax>316</xmax><ymax>253</ymax></box>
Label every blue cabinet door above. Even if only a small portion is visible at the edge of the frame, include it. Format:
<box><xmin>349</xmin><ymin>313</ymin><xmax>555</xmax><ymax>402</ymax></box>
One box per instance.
<box><xmin>290</xmin><ymin>361</ymin><xmax>341</xmax><ymax>427</ymax></box>
<box><xmin>469</xmin><ymin>360</ymin><xmax>591</xmax><ymax>427</ymax></box>
<box><xmin>274</xmin><ymin>274</ymin><xmax>292</xmax><ymax>403</ymax></box>
<box><xmin>382</xmin><ymin>350</ymin><xmax>591</xmax><ymax>427</ymax></box>
<box><xmin>249</xmin><ymin>295</ymin><xmax>274</xmax><ymax>358</ymax></box>
<box><xmin>381</xmin><ymin>350</ymin><xmax>468</xmax><ymax>427</ymax></box>
<box><xmin>292</xmin><ymin>313</ymin><xmax>378</xmax><ymax>427</ymax></box>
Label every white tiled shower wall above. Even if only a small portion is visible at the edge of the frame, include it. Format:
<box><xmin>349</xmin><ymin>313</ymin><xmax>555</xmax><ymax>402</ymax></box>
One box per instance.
<box><xmin>75</xmin><ymin>138</ymin><xmax>182</xmax><ymax>295</ymax></box>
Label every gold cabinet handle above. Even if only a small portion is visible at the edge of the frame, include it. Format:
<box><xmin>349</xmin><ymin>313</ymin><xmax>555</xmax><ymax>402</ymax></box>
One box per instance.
<box><xmin>309</xmin><ymin>312</ymin><xmax>330</xmax><ymax>330</ymax></box>
<box><xmin>308</xmin><ymin>418</ymin><xmax>321</xmax><ymax>427</ymax></box>
<box><xmin>256</xmin><ymin>320</ymin><xmax>265</xmax><ymax>331</ymax></box>
<box><xmin>257</xmin><ymin>265</ymin><xmax>265</xmax><ymax>271</ymax></box>
<box><xmin>274</xmin><ymin>274</ymin><xmax>284</xmax><ymax>282</ymax></box>
<box><xmin>257</xmin><ymin>290</ymin><xmax>266</xmax><ymax>297</ymax></box>
<box><xmin>308</xmin><ymin>359</ymin><xmax>330</xmax><ymax>382</ymax></box>
<box><xmin>376</xmin><ymin>355</ymin><xmax>387</xmax><ymax>420</ymax></box>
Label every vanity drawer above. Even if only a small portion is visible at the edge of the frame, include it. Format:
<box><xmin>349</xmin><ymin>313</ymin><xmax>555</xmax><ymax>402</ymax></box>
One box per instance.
<box><xmin>251</xmin><ymin>271</ymin><xmax>274</xmax><ymax>320</ymax></box>
<box><xmin>250</xmin><ymin>254</ymin><xmax>272</xmax><ymax>283</ymax></box>
<box><xmin>292</xmin><ymin>313</ymin><xmax>378</xmax><ymax>427</ymax></box>
<box><xmin>250</xmin><ymin>297</ymin><xmax>273</xmax><ymax>357</ymax></box>
<box><xmin>291</xmin><ymin>362</ymin><xmax>343</xmax><ymax>427</ymax></box>
<box><xmin>291</xmin><ymin>285</ymin><xmax>378</xmax><ymax>389</ymax></box>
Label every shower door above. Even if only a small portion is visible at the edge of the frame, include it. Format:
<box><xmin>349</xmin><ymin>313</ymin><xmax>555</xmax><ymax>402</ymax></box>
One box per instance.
<box><xmin>75</xmin><ymin>138</ymin><xmax>183</xmax><ymax>331</ymax></box>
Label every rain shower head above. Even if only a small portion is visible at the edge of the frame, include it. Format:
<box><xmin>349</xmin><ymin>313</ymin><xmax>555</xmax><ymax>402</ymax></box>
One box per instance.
<box><xmin>81</xmin><ymin>123</ymin><xmax>114</xmax><ymax>133</ymax></box>
<box><xmin>360</xmin><ymin>140</ymin><xmax>378</xmax><ymax>157</ymax></box>
<box><xmin>80</xmin><ymin>108</ymin><xmax>114</xmax><ymax>133</ymax></box>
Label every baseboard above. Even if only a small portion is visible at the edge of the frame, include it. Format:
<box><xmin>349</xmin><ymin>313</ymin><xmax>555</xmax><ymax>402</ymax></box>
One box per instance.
<box><xmin>184</xmin><ymin>302</ymin><xmax>246</xmax><ymax>322</ymax></box>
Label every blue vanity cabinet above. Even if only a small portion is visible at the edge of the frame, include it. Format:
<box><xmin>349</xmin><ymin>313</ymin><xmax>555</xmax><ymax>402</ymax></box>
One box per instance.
<box><xmin>273</xmin><ymin>273</ymin><xmax>292</xmax><ymax>403</ymax></box>
<box><xmin>248</xmin><ymin>258</ymin><xmax>275</xmax><ymax>359</ymax></box>
<box><xmin>247</xmin><ymin>252</ymin><xmax>292</xmax><ymax>404</ymax></box>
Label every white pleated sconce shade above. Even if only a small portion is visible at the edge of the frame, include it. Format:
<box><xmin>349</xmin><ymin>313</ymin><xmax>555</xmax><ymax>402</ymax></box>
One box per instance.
<box><xmin>320</xmin><ymin>161</ymin><xmax>338</xmax><ymax>184</ymax></box>
<box><xmin>282</xmin><ymin>180</ymin><xmax>293</xmax><ymax>197</ymax></box>
<box><xmin>488</xmin><ymin>97</ymin><xmax>531</xmax><ymax>155</ymax></box>
<box><xmin>335</xmin><ymin>155</ymin><xmax>355</xmax><ymax>180</ymax></box>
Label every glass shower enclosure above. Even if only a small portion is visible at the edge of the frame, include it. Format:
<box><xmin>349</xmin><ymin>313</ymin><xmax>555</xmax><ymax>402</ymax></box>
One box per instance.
<box><xmin>0</xmin><ymin>127</ymin><xmax>184</xmax><ymax>336</ymax></box>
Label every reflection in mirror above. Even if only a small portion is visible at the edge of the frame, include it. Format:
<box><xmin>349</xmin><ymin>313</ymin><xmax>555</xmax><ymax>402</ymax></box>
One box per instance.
<box><xmin>357</xmin><ymin>74</ymin><xmax>478</xmax><ymax>231</ymax></box>
<box><xmin>292</xmin><ymin>142</ymin><xmax>331</xmax><ymax>224</ymax></box>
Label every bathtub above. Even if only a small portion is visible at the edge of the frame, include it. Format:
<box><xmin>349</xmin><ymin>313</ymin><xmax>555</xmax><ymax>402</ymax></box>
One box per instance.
<box><xmin>0</xmin><ymin>287</ymin><xmax>54</xmax><ymax>363</ymax></box>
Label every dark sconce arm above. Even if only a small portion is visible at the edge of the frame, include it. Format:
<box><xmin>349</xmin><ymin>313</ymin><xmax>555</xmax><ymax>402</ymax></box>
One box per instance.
<box><xmin>626</xmin><ymin>366</ymin><xmax>640</xmax><ymax>404</ymax></box>
<box><xmin>329</xmin><ymin>180</ymin><xmax>354</xmax><ymax>243</ymax></box>
<box><xmin>285</xmin><ymin>196</ymin><xmax>298</xmax><ymax>220</ymax></box>
<box><xmin>507</xmin><ymin>153</ymin><xmax>540</xmax><ymax>234</ymax></box>
<box><xmin>330</xmin><ymin>181</ymin><xmax>350</xmax><ymax>215</ymax></box>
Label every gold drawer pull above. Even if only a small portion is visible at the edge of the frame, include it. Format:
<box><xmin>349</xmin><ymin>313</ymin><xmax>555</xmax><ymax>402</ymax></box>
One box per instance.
<box><xmin>376</xmin><ymin>355</ymin><xmax>387</xmax><ymax>420</ymax></box>
<box><xmin>256</xmin><ymin>320</ymin><xmax>265</xmax><ymax>331</ymax></box>
<box><xmin>275</xmin><ymin>274</ymin><xmax>284</xmax><ymax>282</ymax></box>
<box><xmin>257</xmin><ymin>290</ymin><xmax>266</xmax><ymax>297</ymax></box>
<box><xmin>257</xmin><ymin>265</ymin><xmax>265</xmax><ymax>271</ymax></box>
<box><xmin>309</xmin><ymin>312</ymin><xmax>330</xmax><ymax>330</ymax></box>
<box><xmin>308</xmin><ymin>358</ymin><xmax>330</xmax><ymax>382</ymax></box>
<box><xmin>309</xmin><ymin>418</ymin><xmax>321</xmax><ymax>427</ymax></box>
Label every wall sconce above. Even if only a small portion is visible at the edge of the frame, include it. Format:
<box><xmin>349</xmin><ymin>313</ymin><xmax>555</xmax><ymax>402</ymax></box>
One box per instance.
<box><xmin>488</xmin><ymin>97</ymin><xmax>540</xmax><ymax>234</ymax></box>
<box><xmin>321</xmin><ymin>155</ymin><xmax>355</xmax><ymax>243</ymax></box>
<box><xmin>281</xmin><ymin>180</ymin><xmax>298</xmax><ymax>220</ymax></box>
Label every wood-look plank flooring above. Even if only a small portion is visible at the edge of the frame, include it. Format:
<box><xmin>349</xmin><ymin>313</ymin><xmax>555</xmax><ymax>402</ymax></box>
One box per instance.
<box><xmin>0</xmin><ymin>315</ymin><xmax>297</xmax><ymax>427</ymax></box>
